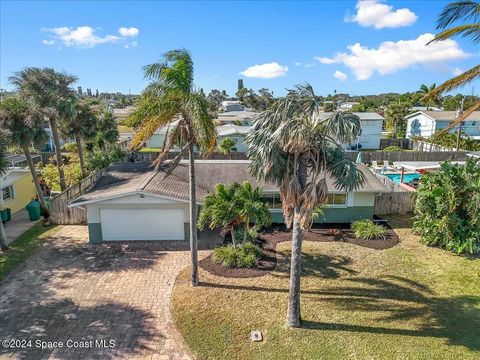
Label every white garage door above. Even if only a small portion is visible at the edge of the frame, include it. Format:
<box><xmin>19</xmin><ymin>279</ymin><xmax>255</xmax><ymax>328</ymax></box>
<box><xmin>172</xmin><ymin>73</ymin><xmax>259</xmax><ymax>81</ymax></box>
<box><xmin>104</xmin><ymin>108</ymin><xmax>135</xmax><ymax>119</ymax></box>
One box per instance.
<box><xmin>100</xmin><ymin>208</ymin><xmax>184</xmax><ymax>241</ymax></box>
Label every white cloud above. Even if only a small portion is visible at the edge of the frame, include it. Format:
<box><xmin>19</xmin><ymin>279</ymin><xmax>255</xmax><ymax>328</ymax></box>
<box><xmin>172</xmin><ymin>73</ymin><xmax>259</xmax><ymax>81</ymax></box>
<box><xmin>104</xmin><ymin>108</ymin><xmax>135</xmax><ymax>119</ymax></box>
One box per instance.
<box><xmin>316</xmin><ymin>57</ymin><xmax>337</xmax><ymax>64</ymax></box>
<box><xmin>295</xmin><ymin>62</ymin><xmax>301</xmax><ymax>66</ymax></box>
<box><xmin>42</xmin><ymin>26</ymin><xmax>120</xmax><ymax>47</ymax></box>
<box><xmin>240</xmin><ymin>62</ymin><xmax>288</xmax><ymax>78</ymax></box>
<box><xmin>346</xmin><ymin>0</ymin><xmax>418</xmax><ymax>29</ymax></box>
<box><xmin>304</xmin><ymin>62</ymin><xmax>316</xmax><ymax>68</ymax></box>
<box><xmin>316</xmin><ymin>33</ymin><xmax>470</xmax><ymax>80</ymax></box>
<box><xmin>124</xmin><ymin>41</ymin><xmax>138</xmax><ymax>49</ymax></box>
<box><xmin>42</xmin><ymin>39</ymin><xmax>55</xmax><ymax>45</ymax></box>
<box><xmin>119</xmin><ymin>27</ymin><xmax>139</xmax><ymax>37</ymax></box>
<box><xmin>334</xmin><ymin>70</ymin><xmax>348</xmax><ymax>81</ymax></box>
<box><xmin>452</xmin><ymin>67</ymin><xmax>464</xmax><ymax>76</ymax></box>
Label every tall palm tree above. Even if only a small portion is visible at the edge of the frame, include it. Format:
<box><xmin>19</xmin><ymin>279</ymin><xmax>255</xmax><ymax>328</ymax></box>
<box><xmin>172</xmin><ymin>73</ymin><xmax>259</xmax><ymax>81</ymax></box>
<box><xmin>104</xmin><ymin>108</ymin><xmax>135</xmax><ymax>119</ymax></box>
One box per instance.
<box><xmin>425</xmin><ymin>1</ymin><xmax>480</xmax><ymax>132</ymax></box>
<box><xmin>59</xmin><ymin>98</ymin><xmax>98</xmax><ymax>178</ymax></box>
<box><xmin>10</xmin><ymin>67</ymin><xmax>78</xmax><ymax>191</ymax></box>
<box><xmin>245</xmin><ymin>84</ymin><xmax>364</xmax><ymax>327</ymax></box>
<box><xmin>0</xmin><ymin>131</ymin><xmax>10</xmax><ymax>251</ymax></box>
<box><xmin>129</xmin><ymin>49</ymin><xmax>216</xmax><ymax>286</ymax></box>
<box><xmin>0</xmin><ymin>97</ymin><xmax>50</xmax><ymax>218</ymax></box>
<box><xmin>418</xmin><ymin>84</ymin><xmax>440</xmax><ymax>110</ymax></box>
<box><xmin>385</xmin><ymin>101</ymin><xmax>410</xmax><ymax>138</ymax></box>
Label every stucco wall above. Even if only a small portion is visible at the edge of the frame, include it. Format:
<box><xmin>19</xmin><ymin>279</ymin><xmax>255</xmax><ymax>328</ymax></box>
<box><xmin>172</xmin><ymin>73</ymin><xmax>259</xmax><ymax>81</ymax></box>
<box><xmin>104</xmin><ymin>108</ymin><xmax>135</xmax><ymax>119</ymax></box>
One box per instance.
<box><xmin>2</xmin><ymin>173</ymin><xmax>37</xmax><ymax>214</ymax></box>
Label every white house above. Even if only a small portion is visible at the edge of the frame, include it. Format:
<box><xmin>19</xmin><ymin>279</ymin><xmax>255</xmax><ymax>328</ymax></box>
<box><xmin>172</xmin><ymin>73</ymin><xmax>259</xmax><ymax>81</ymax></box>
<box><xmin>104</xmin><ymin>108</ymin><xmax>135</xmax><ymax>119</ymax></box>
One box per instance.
<box><xmin>220</xmin><ymin>101</ymin><xmax>245</xmax><ymax>112</ymax></box>
<box><xmin>216</xmin><ymin>124</ymin><xmax>251</xmax><ymax>152</ymax></box>
<box><xmin>216</xmin><ymin>110</ymin><xmax>256</xmax><ymax>126</ymax></box>
<box><xmin>406</xmin><ymin>111</ymin><xmax>480</xmax><ymax>139</ymax></box>
<box><xmin>339</xmin><ymin>102</ymin><xmax>360</xmax><ymax>111</ymax></box>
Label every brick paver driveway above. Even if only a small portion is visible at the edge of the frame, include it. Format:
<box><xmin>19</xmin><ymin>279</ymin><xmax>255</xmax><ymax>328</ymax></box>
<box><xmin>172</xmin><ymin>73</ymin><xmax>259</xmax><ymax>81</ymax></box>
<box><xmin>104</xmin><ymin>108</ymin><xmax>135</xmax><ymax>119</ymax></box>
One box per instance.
<box><xmin>0</xmin><ymin>226</ymin><xmax>209</xmax><ymax>360</ymax></box>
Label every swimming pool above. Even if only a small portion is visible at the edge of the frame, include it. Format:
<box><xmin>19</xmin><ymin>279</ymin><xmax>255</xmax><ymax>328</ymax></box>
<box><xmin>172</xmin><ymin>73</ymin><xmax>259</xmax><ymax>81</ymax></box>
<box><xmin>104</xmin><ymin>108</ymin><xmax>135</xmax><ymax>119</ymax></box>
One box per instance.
<box><xmin>384</xmin><ymin>173</ymin><xmax>421</xmax><ymax>184</ymax></box>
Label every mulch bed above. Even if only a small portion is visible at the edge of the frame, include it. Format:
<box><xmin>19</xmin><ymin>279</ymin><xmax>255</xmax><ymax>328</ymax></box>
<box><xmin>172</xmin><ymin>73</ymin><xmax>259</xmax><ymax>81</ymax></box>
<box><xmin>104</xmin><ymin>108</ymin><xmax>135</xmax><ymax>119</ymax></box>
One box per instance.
<box><xmin>198</xmin><ymin>223</ymin><xmax>400</xmax><ymax>279</ymax></box>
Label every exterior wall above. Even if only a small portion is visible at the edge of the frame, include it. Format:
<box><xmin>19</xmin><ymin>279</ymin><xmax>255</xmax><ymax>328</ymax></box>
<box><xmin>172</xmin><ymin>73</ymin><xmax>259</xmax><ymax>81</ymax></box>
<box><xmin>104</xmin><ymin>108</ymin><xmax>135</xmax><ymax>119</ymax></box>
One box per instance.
<box><xmin>356</xmin><ymin>120</ymin><xmax>383</xmax><ymax>149</ymax></box>
<box><xmin>85</xmin><ymin>193</ymin><xmax>190</xmax><ymax>243</ymax></box>
<box><xmin>407</xmin><ymin>114</ymin><xmax>436</xmax><ymax>138</ymax></box>
<box><xmin>270</xmin><ymin>192</ymin><xmax>377</xmax><ymax>224</ymax></box>
<box><xmin>146</xmin><ymin>133</ymin><xmax>165</xmax><ymax>148</ymax></box>
<box><xmin>436</xmin><ymin>120</ymin><xmax>480</xmax><ymax>138</ymax></box>
<box><xmin>1</xmin><ymin>172</ymin><xmax>37</xmax><ymax>214</ymax></box>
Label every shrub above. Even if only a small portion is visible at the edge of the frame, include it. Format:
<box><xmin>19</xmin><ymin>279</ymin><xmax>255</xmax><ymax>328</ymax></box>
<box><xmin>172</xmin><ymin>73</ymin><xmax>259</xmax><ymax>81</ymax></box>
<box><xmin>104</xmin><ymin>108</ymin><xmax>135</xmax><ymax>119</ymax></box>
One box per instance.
<box><xmin>383</xmin><ymin>145</ymin><xmax>403</xmax><ymax>152</ymax></box>
<box><xmin>351</xmin><ymin>219</ymin><xmax>387</xmax><ymax>240</ymax></box>
<box><xmin>413</xmin><ymin>159</ymin><xmax>480</xmax><ymax>254</ymax></box>
<box><xmin>212</xmin><ymin>243</ymin><xmax>262</xmax><ymax>268</ymax></box>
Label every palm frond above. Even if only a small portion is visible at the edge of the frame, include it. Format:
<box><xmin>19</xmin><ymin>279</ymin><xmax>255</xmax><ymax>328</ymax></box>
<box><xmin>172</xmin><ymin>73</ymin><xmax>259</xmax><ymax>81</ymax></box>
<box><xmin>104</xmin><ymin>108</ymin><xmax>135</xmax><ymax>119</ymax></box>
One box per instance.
<box><xmin>424</xmin><ymin>65</ymin><xmax>480</xmax><ymax>99</ymax></box>
<box><xmin>428</xmin><ymin>23</ymin><xmax>480</xmax><ymax>44</ymax></box>
<box><xmin>436</xmin><ymin>1</ymin><xmax>480</xmax><ymax>29</ymax></box>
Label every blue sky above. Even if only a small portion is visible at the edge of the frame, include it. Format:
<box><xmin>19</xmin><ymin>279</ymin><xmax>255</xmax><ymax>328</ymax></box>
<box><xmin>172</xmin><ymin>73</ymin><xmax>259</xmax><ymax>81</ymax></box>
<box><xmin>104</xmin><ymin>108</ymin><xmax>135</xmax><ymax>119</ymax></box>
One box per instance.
<box><xmin>1</xmin><ymin>0</ymin><xmax>478</xmax><ymax>96</ymax></box>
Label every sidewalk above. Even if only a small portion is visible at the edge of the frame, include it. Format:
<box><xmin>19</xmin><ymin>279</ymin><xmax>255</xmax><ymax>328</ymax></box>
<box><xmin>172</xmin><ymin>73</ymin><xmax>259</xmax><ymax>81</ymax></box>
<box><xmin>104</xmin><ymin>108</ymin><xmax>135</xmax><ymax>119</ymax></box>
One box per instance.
<box><xmin>4</xmin><ymin>209</ymin><xmax>39</xmax><ymax>245</ymax></box>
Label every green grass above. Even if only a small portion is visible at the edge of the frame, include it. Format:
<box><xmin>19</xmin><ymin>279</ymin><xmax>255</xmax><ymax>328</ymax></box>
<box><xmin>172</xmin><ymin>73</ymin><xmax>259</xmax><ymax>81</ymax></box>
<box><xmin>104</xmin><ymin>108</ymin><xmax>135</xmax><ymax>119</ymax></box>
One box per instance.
<box><xmin>0</xmin><ymin>224</ymin><xmax>60</xmax><ymax>282</ymax></box>
<box><xmin>172</xmin><ymin>216</ymin><xmax>480</xmax><ymax>360</ymax></box>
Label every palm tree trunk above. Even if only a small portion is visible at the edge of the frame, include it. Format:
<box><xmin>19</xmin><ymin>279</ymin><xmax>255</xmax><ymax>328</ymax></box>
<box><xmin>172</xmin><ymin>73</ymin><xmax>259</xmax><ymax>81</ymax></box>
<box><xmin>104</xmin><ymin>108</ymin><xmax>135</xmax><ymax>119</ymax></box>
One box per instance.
<box><xmin>188</xmin><ymin>142</ymin><xmax>199</xmax><ymax>286</ymax></box>
<box><xmin>0</xmin><ymin>220</ymin><xmax>8</xmax><ymax>251</ymax></box>
<box><xmin>286</xmin><ymin>154</ymin><xmax>308</xmax><ymax>328</ymax></box>
<box><xmin>75</xmin><ymin>132</ymin><xmax>87</xmax><ymax>178</ymax></box>
<box><xmin>23</xmin><ymin>145</ymin><xmax>50</xmax><ymax>218</ymax></box>
<box><xmin>231</xmin><ymin>228</ymin><xmax>237</xmax><ymax>248</ymax></box>
<box><xmin>286</xmin><ymin>208</ymin><xmax>303</xmax><ymax>327</ymax></box>
<box><xmin>50</xmin><ymin>118</ymin><xmax>66</xmax><ymax>191</ymax></box>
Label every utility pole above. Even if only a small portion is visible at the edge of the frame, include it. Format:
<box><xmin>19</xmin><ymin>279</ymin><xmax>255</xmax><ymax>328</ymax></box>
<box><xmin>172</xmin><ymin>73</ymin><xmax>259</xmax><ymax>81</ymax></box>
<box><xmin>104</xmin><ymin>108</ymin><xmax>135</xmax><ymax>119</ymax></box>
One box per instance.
<box><xmin>455</xmin><ymin>97</ymin><xmax>465</xmax><ymax>151</ymax></box>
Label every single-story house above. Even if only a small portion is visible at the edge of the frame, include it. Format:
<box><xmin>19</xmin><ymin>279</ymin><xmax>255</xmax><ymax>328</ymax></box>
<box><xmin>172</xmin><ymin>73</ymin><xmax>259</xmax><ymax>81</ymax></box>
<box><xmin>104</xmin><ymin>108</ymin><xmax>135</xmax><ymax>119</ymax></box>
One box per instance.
<box><xmin>220</xmin><ymin>101</ymin><xmax>245</xmax><ymax>112</ymax></box>
<box><xmin>406</xmin><ymin>111</ymin><xmax>480</xmax><ymax>139</ymax></box>
<box><xmin>216</xmin><ymin>124</ymin><xmax>251</xmax><ymax>152</ymax></box>
<box><xmin>339</xmin><ymin>102</ymin><xmax>360</xmax><ymax>111</ymax></box>
<box><xmin>216</xmin><ymin>110</ymin><xmax>257</xmax><ymax>126</ymax></box>
<box><xmin>70</xmin><ymin>161</ymin><xmax>390</xmax><ymax>243</ymax></box>
<box><xmin>0</xmin><ymin>167</ymin><xmax>37</xmax><ymax>214</ymax></box>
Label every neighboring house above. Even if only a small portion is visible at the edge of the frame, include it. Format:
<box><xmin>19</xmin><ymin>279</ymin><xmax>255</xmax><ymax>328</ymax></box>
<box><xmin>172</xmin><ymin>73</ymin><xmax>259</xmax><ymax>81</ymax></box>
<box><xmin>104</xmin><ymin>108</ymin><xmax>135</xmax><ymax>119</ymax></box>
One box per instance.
<box><xmin>216</xmin><ymin>124</ymin><xmax>251</xmax><ymax>152</ymax></box>
<box><xmin>70</xmin><ymin>161</ymin><xmax>389</xmax><ymax>243</ymax></box>
<box><xmin>0</xmin><ymin>167</ymin><xmax>37</xmax><ymax>214</ymax></box>
<box><xmin>5</xmin><ymin>154</ymin><xmax>42</xmax><ymax>167</ymax></box>
<box><xmin>339</xmin><ymin>101</ymin><xmax>360</xmax><ymax>110</ymax></box>
<box><xmin>216</xmin><ymin>110</ymin><xmax>257</xmax><ymax>126</ymax></box>
<box><xmin>410</xmin><ymin>106</ymin><xmax>443</xmax><ymax>112</ymax></box>
<box><xmin>113</xmin><ymin>106</ymin><xmax>136</xmax><ymax>122</ymax></box>
<box><xmin>406</xmin><ymin>111</ymin><xmax>480</xmax><ymax>139</ymax></box>
<box><xmin>145</xmin><ymin>120</ymin><xmax>180</xmax><ymax>149</ymax></box>
<box><xmin>42</xmin><ymin>120</ymin><xmax>72</xmax><ymax>152</ymax></box>
<box><xmin>220</xmin><ymin>101</ymin><xmax>245</xmax><ymax>112</ymax></box>
<box><xmin>467</xmin><ymin>151</ymin><xmax>480</xmax><ymax>159</ymax></box>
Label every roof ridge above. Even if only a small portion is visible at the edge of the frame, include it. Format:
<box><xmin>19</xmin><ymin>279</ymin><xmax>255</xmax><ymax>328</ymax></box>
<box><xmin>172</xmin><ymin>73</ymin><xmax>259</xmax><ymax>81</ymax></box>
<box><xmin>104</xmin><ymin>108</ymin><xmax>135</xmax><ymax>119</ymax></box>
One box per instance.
<box><xmin>137</xmin><ymin>168</ymin><xmax>158</xmax><ymax>191</ymax></box>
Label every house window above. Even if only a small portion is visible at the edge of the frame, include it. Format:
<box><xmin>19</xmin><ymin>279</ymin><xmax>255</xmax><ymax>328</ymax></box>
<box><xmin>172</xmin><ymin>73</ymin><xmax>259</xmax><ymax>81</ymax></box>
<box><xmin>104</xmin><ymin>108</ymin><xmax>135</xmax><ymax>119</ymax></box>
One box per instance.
<box><xmin>326</xmin><ymin>193</ymin><xmax>347</xmax><ymax>206</ymax></box>
<box><xmin>2</xmin><ymin>186</ymin><xmax>14</xmax><ymax>201</ymax></box>
<box><xmin>262</xmin><ymin>194</ymin><xmax>283</xmax><ymax>209</ymax></box>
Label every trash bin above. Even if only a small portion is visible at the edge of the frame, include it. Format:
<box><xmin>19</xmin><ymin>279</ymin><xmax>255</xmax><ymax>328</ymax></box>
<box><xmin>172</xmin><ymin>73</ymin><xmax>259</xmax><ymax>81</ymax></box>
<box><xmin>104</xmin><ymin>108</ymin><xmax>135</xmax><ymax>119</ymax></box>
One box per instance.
<box><xmin>0</xmin><ymin>208</ymin><xmax>11</xmax><ymax>224</ymax></box>
<box><xmin>26</xmin><ymin>201</ymin><xmax>41</xmax><ymax>221</ymax></box>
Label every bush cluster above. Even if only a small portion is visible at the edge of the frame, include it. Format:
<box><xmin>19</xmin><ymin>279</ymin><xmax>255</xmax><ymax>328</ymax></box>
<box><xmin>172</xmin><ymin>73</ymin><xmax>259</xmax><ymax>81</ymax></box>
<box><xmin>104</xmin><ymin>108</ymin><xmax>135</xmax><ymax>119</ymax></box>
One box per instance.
<box><xmin>212</xmin><ymin>243</ymin><xmax>262</xmax><ymax>268</ymax></box>
<box><xmin>351</xmin><ymin>219</ymin><xmax>387</xmax><ymax>240</ymax></box>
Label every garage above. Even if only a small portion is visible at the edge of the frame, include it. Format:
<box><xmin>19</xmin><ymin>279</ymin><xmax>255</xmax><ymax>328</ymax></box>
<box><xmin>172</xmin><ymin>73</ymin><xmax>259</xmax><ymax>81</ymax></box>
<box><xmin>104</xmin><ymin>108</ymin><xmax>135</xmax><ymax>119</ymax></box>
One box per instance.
<box><xmin>100</xmin><ymin>208</ymin><xmax>185</xmax><ymax>241</ymax></box>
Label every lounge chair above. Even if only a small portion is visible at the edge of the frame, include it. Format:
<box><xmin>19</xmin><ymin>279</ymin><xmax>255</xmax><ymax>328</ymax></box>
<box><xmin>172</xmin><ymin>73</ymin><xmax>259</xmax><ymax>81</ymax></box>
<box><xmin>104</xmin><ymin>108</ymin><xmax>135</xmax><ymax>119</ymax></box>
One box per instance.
<box><xmin>371</xmin><ymin>160</ymin><xmax>379</xmax><ymax>169</ymax></box>
<box><xmin>383</xmin><ymin>160</ymin><xmax>390</xmax><ymax>168</ymax></box>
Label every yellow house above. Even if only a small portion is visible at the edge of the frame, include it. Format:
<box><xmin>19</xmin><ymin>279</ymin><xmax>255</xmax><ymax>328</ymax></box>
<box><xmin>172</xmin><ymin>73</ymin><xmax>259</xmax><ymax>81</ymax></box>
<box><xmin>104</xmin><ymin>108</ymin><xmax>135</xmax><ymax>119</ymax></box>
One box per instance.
<box><xmin>0</xmin><ymin>168</ymin><xmax>37</xmax><ymax>214</ymax></box>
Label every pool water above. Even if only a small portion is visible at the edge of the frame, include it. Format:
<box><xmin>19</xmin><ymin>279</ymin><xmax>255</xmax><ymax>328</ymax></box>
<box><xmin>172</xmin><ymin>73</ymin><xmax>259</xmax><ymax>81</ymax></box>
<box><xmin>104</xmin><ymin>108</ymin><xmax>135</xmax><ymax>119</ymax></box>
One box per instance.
<box><xmin>384</xmin><ymin>173</ymin><xmax>421</xmax><ymax>184</ymax></box>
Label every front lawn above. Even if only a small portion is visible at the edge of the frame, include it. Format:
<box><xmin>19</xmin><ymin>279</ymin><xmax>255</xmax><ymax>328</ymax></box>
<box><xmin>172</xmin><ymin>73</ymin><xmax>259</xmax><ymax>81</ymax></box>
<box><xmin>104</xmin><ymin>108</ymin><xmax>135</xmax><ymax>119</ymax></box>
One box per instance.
<box><xmin>0</xmin><ymin>224</ymin><xmax>60</xmax><ymax>282</ymax></box>
<box><xmin>172</xmin><ymin>216</ymin><xmax>480</xmax><ymax>359</ymax></box>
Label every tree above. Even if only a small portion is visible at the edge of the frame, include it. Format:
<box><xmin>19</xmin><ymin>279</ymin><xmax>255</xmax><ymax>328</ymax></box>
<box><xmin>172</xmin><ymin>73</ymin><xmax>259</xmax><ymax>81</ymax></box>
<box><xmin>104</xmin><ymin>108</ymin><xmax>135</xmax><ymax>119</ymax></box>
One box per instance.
<box><xmin>207</xmin><ymin>89</ymin><xmax>228</xmax><ymax>112</ymax></box>
<box><xmin>218</xmin><ymin>137</ymin><xmax>237</xmax><ymax>158</ymax></box>
<box><xmin>129</xmin><ymin>49</ymin><xmax>216</xmax><ymax>286</ymax></box>
<box><xmin>93</xmin><ymin>111</ymin><xmax>118</xmax><ymax>151</ymax></box>
<box><xmin>245</xmin><ymin>84</ymin><xmax>364</xmax><ymax>327</ymax></box>
<box><xmin>0</xmin><ymin>131</ymin><xmax>9</xmax><ymax>250</ymax></box>
<box><xmin>10</xmin><ymin>67</ymin><xmax>78</xmax><ymax>191</ymax></box>
<box><xmin>418</xmin><ymin>84</ymin><xmax>440</xmax><ymax>110</ymax></box>
<box><xmin>413</xmin><ymin>159</ymin><xmax>480</xmax><ymax>254</ymax></box>
<box><xmin>59</xmin><ymin>99</ymin><xmax>98</xmax><ymax>178</ymax></box>
<box><xmin>424</xmin><ymin>1</ymin><xmax>480</xmax><ymax>131</ymax></box>
<box><xmin>385</xmin><ymin>101</ymin><xmax>410</xmax><ymax>138</ymax></box>
<box><xmin>0</xmin><ymin>97</ymin><xmax>50</xmax><ymax>218</ymax></box>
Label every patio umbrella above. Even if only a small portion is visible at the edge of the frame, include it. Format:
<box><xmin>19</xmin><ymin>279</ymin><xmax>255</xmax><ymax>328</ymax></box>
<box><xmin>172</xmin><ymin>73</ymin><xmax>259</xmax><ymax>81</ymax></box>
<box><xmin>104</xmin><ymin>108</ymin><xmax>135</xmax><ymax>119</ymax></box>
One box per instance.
<box><xmin>356</xmin><ymin>152</ymin><xmax>363</xmax><ymax>164</ymax></box>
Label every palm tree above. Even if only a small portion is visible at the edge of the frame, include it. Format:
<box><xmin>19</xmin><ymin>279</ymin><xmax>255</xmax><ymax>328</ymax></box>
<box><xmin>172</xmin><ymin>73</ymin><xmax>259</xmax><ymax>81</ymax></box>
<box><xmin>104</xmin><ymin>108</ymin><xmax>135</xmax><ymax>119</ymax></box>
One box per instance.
<box><xmin>129</xmin><ymin>49</ymin><xmax>216</xmax><ymax>286</ymax></box>
<box><xmin>424</xmin><ymin>1</ymin><xmax>480</xmax><ymax>132</ymax></box>
<box><xmin>198</xmin><ymin>183</ymin><xmax>243</xmax><ymax>248</ymax></box>
<box><xmin>245</xmin><ymin>84</ymin><xmax>364</xmax><ymax>327</ymax></box>
<box><xmin>236</xmin><ymin>181</ymin><xmax>271</xmax><ymax>244</ymax></box>
<box><xmin>59</xmin><ymin>98</ymin><xmax>98</xmax><ymax>178</ymax></box>
<box><xmin>0</xmin><ymin>97</ymin><xmax>50</xmax><ymax>218</ymax></box>
<box><xmin>218</xmin><ymin>137</ymin><xmax>237</xmax><ymax>158</ymax></box>
<box><xmin>10</xmin><ymin>67</ymin><xmax>78</xmax><ymax>191</ymax></box>
<box><xmin>418</xmin><ymin>84</ymin><xmax>440</xmax><ymax>110</ymax></box>
<box><xmin>384</xmin><ymin>101</ymin><xmax>411</xmax><ymax>138</ymax></box>
<box><xmin>0</xmin><ymin>131</ymin><xmax>10</xmax><ymax>251</ymax></box>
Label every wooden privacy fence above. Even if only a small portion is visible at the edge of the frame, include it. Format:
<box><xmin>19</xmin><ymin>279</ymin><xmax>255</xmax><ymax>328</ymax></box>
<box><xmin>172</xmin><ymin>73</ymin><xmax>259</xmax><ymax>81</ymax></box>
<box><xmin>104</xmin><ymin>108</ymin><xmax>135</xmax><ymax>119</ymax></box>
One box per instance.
<box><xmin>50</xmin><ymin>169</ymin><xmax>106</xmax><ymax>224</ymax></box>
<box><xmin>375</xmin><ymin>191</ymin><xmax>414</xmax><ymax>215</ymax></box>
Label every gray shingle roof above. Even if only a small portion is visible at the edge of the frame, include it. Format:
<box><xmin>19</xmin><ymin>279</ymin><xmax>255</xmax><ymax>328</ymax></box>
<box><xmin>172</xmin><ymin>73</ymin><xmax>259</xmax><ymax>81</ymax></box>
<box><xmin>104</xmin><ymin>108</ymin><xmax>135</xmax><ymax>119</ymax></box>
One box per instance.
<box><xmin>72</xmin><ymin>160</ymin><xmax>389</xmax><ymax>205</ymax></box>
<box><xmin>407</xmin><ymin>111</ymin><xmax>480</xmax><ymax>121</ymax></box>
